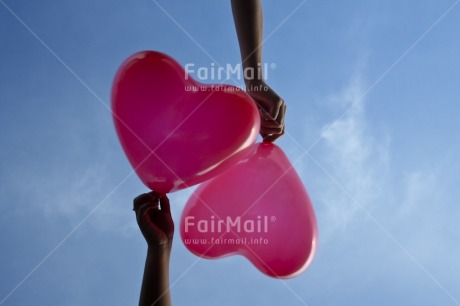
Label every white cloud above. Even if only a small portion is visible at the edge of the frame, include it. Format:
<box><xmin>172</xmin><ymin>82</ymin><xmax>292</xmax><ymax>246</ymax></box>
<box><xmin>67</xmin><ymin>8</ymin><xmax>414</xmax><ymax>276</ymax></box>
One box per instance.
<box><xmin>305</xmin><ymin>76</ymin><xmax>460</xmax><ymax>301</ymax></box>
<box><xmin>312</xmin><ymin>75</ymin><xmax>390</xmax><ymax>239</ymax></box>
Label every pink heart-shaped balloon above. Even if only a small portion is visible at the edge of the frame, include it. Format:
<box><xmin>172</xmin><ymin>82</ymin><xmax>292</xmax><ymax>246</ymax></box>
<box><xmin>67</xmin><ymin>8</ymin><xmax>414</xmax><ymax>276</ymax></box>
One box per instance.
<box><xmin>112</xmin><ymin>51</ymin><xmax>260</xmax><ymax>193</ymax></box>
<box><xmin>180</xmin><ymin>143</ymin><xmax>318</xmax><ymax>278</ymax></box>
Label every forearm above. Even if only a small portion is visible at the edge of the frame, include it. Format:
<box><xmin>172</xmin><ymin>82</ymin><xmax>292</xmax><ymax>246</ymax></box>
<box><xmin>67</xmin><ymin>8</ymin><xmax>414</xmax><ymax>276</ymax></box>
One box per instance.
<box><xmin>139</xmin><ymin>246</ymin><xmax>172</xmax><ymax>306</ymax></box>
<box><xmin>231</xmin><ymin>0</ymin><xmax>264</xmax><ymax>84</ymax></box>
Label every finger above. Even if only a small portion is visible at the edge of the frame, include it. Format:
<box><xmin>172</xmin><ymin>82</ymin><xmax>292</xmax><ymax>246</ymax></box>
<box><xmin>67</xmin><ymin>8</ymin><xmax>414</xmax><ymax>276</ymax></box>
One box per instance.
<box><xmin>279</xmin><ymin>103</ymin><xmax>287</xmax><ymax>125</ymax></box>
<box><xmin>136</xmin><ymin>201</ymin><xmax>159</xmax><ymax>223</ymax></box>
<box><xmin>147</xmin><ymin>191</ymin><xmax>161</xmax><ymax>203</ymax></box>
<box><xmin>260</xmin><ymin>126</ymin><xmax>284</xmax><ymax>135</ymax></box>
<box><xmin>270</xmin><ymin>98</ymin><xmax>284</xmax><ymax>120</ymax></box>
<box><xmin>262</xmin><ymin>106</ymin><xmax>286</xmax><ymax>136</ymax></box>
<box><xmin>262</xmin><ymin>125</ymin><xmax>285</xmax><ymax>143</ymax></box>
<box><xmin>269</xmin><ymin>102</ymin><xmax>286</xmax><ymax>126</ymax></box>
<box><xmin>159</xmin><ymin>194</ymin><xmax>171</xmax><ymax>214</ymax></box>
<box><xmin>258</xmin><ymin>107</ymin><xmax>273</xmax><ymax>121</ymax></box>
<box><xmin>133</xmin><ymin>191</ymin><xmax>161</xmax><ymax>212</ymax></box>
<box><xmin>261</xmin><ymin>118</ymin><xmax>281</xmax><ymax>128</ymax></box>
<box><xmin>261</xmin><ymin>101</ymin><xmax>285</xmax><ymax>125</ymax></box>
<box><xmin>260</xmin><ymin>132</ymin><xmax>282</xmax><ymax>142</ymax></box>
<box><xmin>133</xmin><ymin>193</ymin><xmax>152</xmax><ymax>211</ymax></box>
<box><xmin>136</xmin><ymin>202</ymin><xmax>150</xmax><ymax>221</ymax></box>
<box><xmin>263</xmin><ymin>132</ymin><xmax>282</xmax><ymax>143</ymax></box>
<box><xmin>258</xmin><ymin>102</ymin><xmax>281</xmax><ymax>121</ymax></box>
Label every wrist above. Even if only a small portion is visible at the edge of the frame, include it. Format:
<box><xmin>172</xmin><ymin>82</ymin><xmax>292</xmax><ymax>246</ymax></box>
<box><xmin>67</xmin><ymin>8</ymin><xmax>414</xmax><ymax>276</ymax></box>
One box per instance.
<box><xmin>146</xmin><ymin>245</ymin><xmax>172</xmax><ymax>268</ymax></box>
<box><xmin>147</xmin><ymin>241</ymin><xmax>172</xmax><ymax>254</ymax></box>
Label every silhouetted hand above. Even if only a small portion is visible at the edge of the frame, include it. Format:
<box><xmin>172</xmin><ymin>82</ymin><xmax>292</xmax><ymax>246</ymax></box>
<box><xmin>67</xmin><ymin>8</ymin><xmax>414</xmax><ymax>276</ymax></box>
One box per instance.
<box><xmin>133</xmin><ymin>191</ymin><xmax>174</xmax><ymax>248</ymax></box>
<box><xmin>246</xmin><ymin>80</ymin><xmax>286</xmax><ymax>142</ymax></box>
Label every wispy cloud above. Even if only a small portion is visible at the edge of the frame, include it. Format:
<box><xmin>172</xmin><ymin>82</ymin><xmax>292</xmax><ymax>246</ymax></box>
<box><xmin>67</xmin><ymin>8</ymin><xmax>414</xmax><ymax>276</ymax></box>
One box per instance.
<box><xmin>304</xmin><ymin>75</ymin><xmax>460</xmax><ymax>303</ymax></box>
<box><xmin>312</xmin><ymin>75</ymin><xmax>390</xmax><ymax>239</ymax></box>
<box><xmin>18</xmin><ymin>154</ymin><xmax>197</xmax><ymax>236</ymax></box>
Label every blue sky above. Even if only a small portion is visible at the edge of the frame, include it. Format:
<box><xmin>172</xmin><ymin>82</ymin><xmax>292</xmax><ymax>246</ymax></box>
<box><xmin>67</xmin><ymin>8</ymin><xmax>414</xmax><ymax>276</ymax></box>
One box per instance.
<box><xmin>1</xmin><ymin>0</ymin><xmax>460</xmax><ymax>305</ymax></box>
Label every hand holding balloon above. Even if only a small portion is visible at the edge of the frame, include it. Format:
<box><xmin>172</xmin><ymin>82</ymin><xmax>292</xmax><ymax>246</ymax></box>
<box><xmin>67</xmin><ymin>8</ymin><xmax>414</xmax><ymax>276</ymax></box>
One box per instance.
<box><xmin>134</xmin><ymin>192</ymin><xmax>174</xmax><ymax>249</ymax></box>
<box><xmin>134</xmin><ymin>192</ymin><xmax>174</xmax><ymax>306</ymax></box>
<box><xmin>246</xmin><ymin>81</ymin><xmax>286</xmax><ymax>142</ymax></box>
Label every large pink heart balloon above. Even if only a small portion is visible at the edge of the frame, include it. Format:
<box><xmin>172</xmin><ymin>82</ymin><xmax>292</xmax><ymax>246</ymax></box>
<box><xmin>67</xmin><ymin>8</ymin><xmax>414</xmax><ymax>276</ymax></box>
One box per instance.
<box><xmin>112</xmin><ymin>51</ymin><xmax>260</xmax><ymax>193</ymax></box>
<box><xmin>180</xmin><ymin>143</ymin><xmax>318</xmax><ymax>278</ymax></box>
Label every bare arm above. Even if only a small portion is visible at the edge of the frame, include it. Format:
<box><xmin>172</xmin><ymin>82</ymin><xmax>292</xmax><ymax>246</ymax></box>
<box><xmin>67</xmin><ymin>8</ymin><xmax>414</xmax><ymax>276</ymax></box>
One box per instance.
<box><xmin>231</xmin><ymin>0</ymin><xmax>264</xmax><ymax>82</ymax></box>
<box><xmin>231</xmin><ymin>0</ymin><xmax>286</xmax><ymax>142</ymax></box>
<box><xmin>134</xmin><ymin>192</ymin><xmax>174</xmax><ymax>306</ymax></box>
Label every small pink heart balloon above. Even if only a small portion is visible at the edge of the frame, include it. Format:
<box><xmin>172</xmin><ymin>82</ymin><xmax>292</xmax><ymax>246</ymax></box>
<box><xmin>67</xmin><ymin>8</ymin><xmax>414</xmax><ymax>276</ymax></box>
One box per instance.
<box><xmin>180</xmin><ymin>143</ymin><xmax>318</xmax><ymax>278</ymax></box>
<box><xmin>112</xmin><ymin>51</ymin><xmax>260</xmax><ymax>193</ymax></box>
